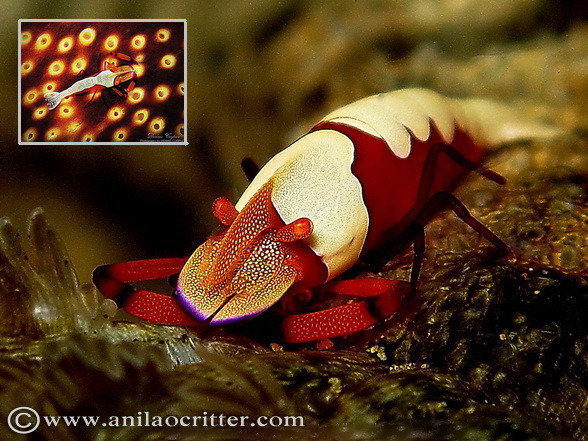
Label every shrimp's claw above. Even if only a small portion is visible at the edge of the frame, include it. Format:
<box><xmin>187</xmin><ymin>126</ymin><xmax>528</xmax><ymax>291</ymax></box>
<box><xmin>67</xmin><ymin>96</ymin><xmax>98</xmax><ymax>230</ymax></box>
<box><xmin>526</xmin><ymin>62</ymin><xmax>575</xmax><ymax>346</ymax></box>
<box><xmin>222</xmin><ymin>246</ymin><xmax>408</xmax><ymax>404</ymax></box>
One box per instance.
<box><xmin>44</xmin><ymin>92</ymin><xmax>62</xmax><ymax>110</ymax></box>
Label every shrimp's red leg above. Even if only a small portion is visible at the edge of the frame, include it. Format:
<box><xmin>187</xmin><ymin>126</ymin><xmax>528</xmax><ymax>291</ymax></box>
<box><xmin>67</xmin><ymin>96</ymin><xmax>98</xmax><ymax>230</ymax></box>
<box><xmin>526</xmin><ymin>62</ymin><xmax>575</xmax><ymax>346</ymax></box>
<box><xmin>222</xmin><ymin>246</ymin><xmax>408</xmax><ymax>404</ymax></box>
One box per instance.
<box><xmin>94</xmin><ymin>257</ymin><xmax>188</xmax><ymax>286</ymax></box>
<box><xmin>93</xmin><ymin>257</ymin><xmax>199</xmax><ymax>326</ymax></box>
<box><xmin>124</xmin><ymin>290</ymin><xmax>199</xmax><ymax>326</ymax></box>
<box><xmin>282</xmin><ymin>279</ymin><xmax>411</xmax><ymax>343</ymax></box>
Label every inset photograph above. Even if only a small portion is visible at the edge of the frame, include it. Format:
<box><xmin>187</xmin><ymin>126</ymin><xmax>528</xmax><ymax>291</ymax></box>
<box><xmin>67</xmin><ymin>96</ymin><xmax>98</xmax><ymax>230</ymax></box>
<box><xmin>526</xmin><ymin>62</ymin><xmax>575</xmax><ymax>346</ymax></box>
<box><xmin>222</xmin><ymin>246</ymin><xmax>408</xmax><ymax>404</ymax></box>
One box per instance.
<box><xmin>19</xmin><ymin>20</ymin><xmax>186</xmax><ymax>144</ymax></box>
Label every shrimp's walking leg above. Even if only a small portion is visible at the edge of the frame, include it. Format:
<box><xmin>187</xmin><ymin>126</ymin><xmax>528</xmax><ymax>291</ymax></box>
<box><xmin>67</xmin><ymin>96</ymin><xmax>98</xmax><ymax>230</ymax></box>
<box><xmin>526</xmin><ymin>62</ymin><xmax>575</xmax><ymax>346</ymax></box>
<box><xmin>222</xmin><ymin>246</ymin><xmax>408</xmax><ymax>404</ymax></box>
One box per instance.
<box><xmin>93</xmin><ymin>257</ymin><xmax>200</xmax><ymax>326</ymax></box>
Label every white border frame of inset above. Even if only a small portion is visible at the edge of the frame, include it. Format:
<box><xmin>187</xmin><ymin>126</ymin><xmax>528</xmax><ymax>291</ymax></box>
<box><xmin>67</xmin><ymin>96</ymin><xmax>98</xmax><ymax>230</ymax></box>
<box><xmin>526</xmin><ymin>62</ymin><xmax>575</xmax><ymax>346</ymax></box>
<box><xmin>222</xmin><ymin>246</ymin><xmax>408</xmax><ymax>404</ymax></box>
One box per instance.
<box><xmin>18</xmin><ymin>19</ymin><xmax>188</xmax><ymax>146</ymax></box>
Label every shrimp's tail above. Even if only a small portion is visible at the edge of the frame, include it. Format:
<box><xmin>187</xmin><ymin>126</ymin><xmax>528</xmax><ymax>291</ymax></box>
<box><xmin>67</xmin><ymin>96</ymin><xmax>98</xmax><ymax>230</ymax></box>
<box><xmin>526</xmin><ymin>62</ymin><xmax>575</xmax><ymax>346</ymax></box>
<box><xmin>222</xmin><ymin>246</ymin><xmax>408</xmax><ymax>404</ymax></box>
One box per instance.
<box><xmin>44</xmin><ymin>92</ymin><xmax>62</xmax><ymax>110</ymax></box>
